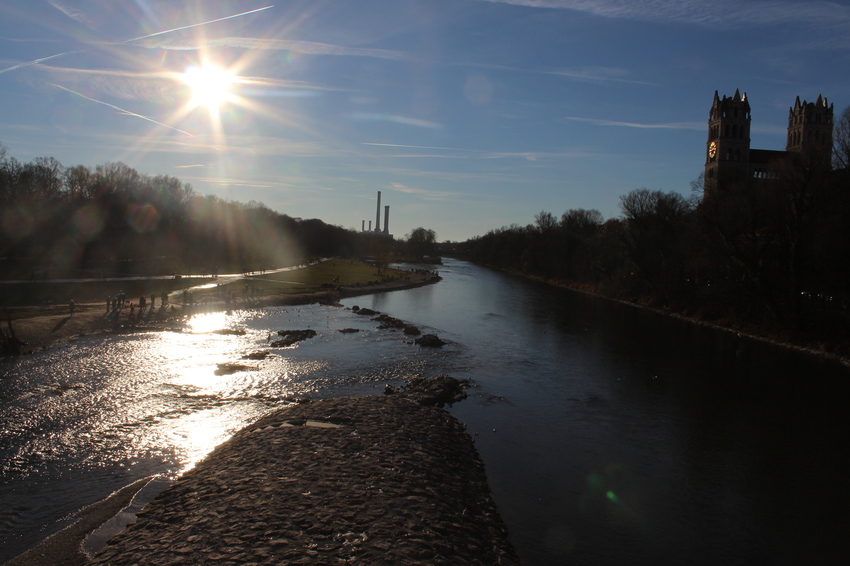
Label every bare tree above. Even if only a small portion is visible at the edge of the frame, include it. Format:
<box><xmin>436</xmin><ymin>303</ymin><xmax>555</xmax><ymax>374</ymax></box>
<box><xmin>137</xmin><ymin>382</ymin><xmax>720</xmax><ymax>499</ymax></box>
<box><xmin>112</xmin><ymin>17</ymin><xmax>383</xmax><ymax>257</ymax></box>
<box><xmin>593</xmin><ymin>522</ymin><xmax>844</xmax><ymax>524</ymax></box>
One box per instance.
<box><xmin>534</xmin><ymin>210</ymin><xmax>558</xmax><ymax>234</ymax></box>
<box><xmin>65</xmin><ymin>165</ymin><xmax>91</xmax><ymax>200</ymax></box>
<box><xmin>834</xmin><ymin>105</ymin><xmax>850</xmax><ymax>171</ymax></box>
<box><xmin>619</xmin><ymin>189</ymin><xmax>693</xmax><ymax>300</ymax></box>
<box><xmin>405</xmin><ymin>227</ymin><xmax>437</xmax><ymax>259</ymax></box>
<box><xmin>561</xmin><ymin>208</ymin><xmax>603</xmax><ymax>235</ymax></box>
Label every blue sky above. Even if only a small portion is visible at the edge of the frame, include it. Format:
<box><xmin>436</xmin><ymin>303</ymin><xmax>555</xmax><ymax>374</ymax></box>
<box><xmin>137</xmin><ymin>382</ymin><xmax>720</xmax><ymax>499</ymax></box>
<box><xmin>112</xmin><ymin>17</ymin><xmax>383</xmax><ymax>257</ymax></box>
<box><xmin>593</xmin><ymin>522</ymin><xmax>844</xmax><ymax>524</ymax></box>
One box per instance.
<box><xmin>1</xmin><ymin>0</ymin><xmax>848</xmax><ymax>242</ymax></box>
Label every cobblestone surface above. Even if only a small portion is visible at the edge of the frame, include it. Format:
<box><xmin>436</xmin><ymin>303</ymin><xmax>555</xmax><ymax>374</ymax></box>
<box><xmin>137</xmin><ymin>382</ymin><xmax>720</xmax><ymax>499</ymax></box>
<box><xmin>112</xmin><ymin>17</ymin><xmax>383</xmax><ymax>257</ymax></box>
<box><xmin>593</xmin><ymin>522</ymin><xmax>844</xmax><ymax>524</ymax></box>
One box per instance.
<box><xmin>89</xmin><ymin>385</ymin><xmax>519</xmax><ymax>565</ymax></box>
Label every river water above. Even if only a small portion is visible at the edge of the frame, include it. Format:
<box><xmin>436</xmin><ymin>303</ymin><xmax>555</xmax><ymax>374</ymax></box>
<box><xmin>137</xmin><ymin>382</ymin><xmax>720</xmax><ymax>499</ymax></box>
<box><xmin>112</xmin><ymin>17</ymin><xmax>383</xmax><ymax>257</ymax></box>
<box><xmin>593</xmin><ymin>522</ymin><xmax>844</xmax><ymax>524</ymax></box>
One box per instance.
<box><xmin>2</xmin><ymin>258</ymin><xmax>849</xmax><ymax>565</ymax></box>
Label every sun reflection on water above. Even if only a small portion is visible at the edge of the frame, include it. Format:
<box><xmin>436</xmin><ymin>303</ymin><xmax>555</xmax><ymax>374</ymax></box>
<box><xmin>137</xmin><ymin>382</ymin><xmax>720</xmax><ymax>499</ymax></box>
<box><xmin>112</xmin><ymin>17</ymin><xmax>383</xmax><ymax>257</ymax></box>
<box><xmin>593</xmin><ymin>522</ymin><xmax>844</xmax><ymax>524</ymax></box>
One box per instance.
<box><xmin>116</xmin><ymin>313</ymin><xmax>269</xmax><ymax>472</ymax></box>
<box><xmin>164</xmin><ymin>408</ymin><xmax>237</xmax><ymax>472</ymax></box>
<box><xmin>187</xmin><ymin>311</ymin><xmax>230</xmax><ymax>334</ymax></box>
<box><xmin>0</xmin><ymin>300</ymin><xmax>454</xmax><ymax>564</ymax></box>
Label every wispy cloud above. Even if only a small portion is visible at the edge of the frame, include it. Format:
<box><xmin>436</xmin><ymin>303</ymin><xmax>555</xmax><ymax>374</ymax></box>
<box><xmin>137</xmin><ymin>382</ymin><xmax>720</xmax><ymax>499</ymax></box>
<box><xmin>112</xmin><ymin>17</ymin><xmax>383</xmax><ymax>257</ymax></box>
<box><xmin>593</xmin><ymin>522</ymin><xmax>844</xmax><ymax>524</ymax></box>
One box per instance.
<box><xmin>350</xmin><ymin>113</ymin><xmax>443</xmax><ymax>130</ymax></box>
<box><xmin>7</xmin><ymin>128</ymin><xmax>338</xmax><ymax>160</ymax></box>
<box><xmin>563</xmin><ymin>116</ymin><xmax>704</xmax><ymax>130</ymax></box>
<box><xmin>133</xmin><ymin>36</ymin><xmax>410</xmax><ymax>61</ymax></box>
<box><xmin>546</xmin><ymin>67</ymin><xmax>654</xmax><ymax>86</ymax></box>
<box><xmin>481</xmin><ymin>0</ymin><xmax>850</xmax><ymax>30</ymax></box>
<box><xmin>179</xmin><ymin>175</ymin><xmax>278</xmax><ymax>189</ymax></box>
<box><xmin>389</xmin><ymin>182</ymin><xmax>459</xmax><ymax>200</ymax></box>
<box><xmin>466</xmin><ymin>62</ymin><xmax>654</xmax><ymax>85</ymax></box>
<box><xmin>0</xmin><ymin>36</ymin><xmax>63</xmax><ymax>43</ymax></box>
<box><xmin>363</xmin><ymin>142</ymin><xmax>483</xmax><ymax>152</ymax></box>
<box><xmin>364</xmin><ymin>152</ymin><xmax>474</xmax><ymax>159</ymax></box>
<box><xmin>350</xmin><ymin>163</ymin><xmax>531</xmax><ymax>185</ymax></box>
<box><xmin>362</xmin><ymin>143</ymin><xmax>588</xmax><ymax>161</ymax></box>
<box><xmin>154</xmin><ymin>136</ymin><xmax>336</xmax><ymax>158</ymax></box>
<box><xmin>48</xmin><ymin>0</ymin><xmax>96</xmax><ymax>29</ymax></box>
<box><xmin>482</xmin><ymin>152</ymin><xmax>545</xmax><ymax>161</ymax></box>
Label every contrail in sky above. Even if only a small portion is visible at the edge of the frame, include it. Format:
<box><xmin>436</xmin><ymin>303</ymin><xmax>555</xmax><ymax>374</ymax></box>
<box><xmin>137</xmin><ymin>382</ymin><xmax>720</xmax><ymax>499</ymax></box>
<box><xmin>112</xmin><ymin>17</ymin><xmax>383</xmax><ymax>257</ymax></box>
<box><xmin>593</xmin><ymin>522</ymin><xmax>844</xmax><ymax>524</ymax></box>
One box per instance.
<box><xmin>0</xmin><ymin>5</ymin><xmax>274</xmax><ymax>75</ymax></box>
<box><xmin>362</xmin><ymin>142</ymin><xmax>484</xmax><ymax>152</ymax></box>
<box><xmin>124</xmin><ymin>6</ymin><xmax>274</xmax><ymax>42</ymax></box>
<box><xmin>0</xmin><ymin>50</ymin><xmax>87</xmax><ymax>75</ymax></box>
<box><xmin>50</xmin><ymin>83</ymin><xmax>193</xmax><ymax>136</ymax></box>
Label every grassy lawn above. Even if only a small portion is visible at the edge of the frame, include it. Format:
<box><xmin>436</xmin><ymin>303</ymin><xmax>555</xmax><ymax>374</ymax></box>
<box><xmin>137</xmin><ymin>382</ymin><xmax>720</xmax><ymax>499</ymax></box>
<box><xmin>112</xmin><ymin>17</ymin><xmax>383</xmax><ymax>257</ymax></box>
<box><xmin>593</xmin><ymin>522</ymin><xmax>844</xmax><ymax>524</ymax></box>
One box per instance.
<box><xmin>226</xmin><ymin>260</ymin><xmax>406</xmax><ymax>297</ymax></box>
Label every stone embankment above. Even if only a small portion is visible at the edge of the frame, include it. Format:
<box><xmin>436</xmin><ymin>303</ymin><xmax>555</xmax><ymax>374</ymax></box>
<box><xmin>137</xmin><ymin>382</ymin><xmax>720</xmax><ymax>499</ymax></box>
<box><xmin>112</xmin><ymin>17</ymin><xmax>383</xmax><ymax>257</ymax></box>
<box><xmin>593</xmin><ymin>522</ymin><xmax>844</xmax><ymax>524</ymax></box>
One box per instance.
<box><xmin>88</xmin><ymin>377</ymin><xmax>519</xmax><ymax>565</ymax></box>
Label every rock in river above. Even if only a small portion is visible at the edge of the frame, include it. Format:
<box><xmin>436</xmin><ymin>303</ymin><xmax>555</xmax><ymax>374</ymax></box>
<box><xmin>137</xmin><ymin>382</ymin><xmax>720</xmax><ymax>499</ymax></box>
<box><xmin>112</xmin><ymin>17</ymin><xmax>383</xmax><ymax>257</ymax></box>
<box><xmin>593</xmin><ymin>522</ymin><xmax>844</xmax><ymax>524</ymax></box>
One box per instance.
<box><xmin>271</xmin><ymin>329</ymin><xmax>317</xmax><ymax>347</ymax></box>
<box><xmin>414</xmin><ymin>334</ymin><xmax>446</xmax><ymax>348</ymax></box>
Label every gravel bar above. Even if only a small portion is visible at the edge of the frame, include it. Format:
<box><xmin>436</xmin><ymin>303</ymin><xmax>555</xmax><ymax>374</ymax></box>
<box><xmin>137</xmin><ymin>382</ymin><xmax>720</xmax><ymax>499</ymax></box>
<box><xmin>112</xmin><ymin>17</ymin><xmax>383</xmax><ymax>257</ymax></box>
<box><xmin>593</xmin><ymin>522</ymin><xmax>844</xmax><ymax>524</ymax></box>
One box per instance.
<box><xmin>88</xmin><ymin>378</ymin><xmax>520</xmax><ymax>565</ymax></box>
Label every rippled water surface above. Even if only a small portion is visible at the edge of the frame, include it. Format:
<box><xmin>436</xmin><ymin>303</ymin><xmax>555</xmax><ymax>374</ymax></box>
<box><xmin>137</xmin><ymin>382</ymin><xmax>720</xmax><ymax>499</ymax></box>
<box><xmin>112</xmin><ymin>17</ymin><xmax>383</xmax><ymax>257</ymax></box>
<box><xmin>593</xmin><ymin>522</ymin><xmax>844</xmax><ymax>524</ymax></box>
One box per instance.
<box><xmin>3</xmin><ymin>259</ymin><xmax>850</xmax><ymax>565</ymax></box>
<box><xmin>0</xmin><ymin>304</ymin><xmax>451</xmax><ymax>561</ymax></box>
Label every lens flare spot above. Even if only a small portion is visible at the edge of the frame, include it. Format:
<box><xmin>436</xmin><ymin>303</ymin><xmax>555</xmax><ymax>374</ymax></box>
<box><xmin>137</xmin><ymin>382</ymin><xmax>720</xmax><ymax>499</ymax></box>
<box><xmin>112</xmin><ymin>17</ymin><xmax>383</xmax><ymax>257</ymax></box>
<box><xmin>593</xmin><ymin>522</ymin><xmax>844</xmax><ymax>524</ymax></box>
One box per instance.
<box><xmin>72</xmin><ymin>205</ymin><xmax>105</xmax><ymax>241</ymax></box>
<box><xmin>587</xmin><ymin>473</ymin><xmax>604</xmax><ymax>490</ymax></box>
<box><xmin>606</xmin><ymin>490</ymin><xmax>619</xmax><ymax>504</ymax></box>
<box><xmin>464</xmin><ymin>75</ymin><xmax>493</xmax><ymax>105</ymax></box>
<box><xmin>127</xmin><ymin>204</ymin><xmax>160</xmax><ymax>233</ymax></box>
<box><xmin>2</xmin><ymin>206</ymin><xmax>36</xmax><ymax>239</ymax></box>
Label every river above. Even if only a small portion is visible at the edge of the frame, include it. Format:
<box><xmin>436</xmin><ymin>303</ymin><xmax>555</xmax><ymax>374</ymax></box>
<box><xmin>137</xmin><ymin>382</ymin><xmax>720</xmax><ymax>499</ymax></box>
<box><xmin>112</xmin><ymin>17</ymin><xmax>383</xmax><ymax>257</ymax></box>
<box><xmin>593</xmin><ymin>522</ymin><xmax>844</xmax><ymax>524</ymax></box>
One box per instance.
<box><xmin>2</xmin><ymin>258</ymin><xmax>849</xmax><ymax>565</ymax></box>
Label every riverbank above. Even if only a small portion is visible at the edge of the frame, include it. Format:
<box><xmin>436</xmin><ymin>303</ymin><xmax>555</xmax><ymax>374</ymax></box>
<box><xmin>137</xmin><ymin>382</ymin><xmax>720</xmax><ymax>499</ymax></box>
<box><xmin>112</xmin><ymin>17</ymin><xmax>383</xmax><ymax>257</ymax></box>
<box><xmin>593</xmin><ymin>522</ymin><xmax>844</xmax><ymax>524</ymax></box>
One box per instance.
<box><xmin>9</xmin><ymin>377</ymin><xmax>519</xmax><ymax>565</ymax></box>
<box><xmin>1</xmin><ymin>272</ymin><xmax>441</xmax><ymax>356</ymax></box>
<box><xmin>495</xmin><ymin>266</ymin><xmax>850</xmax><ymax>368</ymax></box>
<box><xmin>4</xmin><ymin>479</ymin><xmax>151</xmax><ymax>566</ymax></box>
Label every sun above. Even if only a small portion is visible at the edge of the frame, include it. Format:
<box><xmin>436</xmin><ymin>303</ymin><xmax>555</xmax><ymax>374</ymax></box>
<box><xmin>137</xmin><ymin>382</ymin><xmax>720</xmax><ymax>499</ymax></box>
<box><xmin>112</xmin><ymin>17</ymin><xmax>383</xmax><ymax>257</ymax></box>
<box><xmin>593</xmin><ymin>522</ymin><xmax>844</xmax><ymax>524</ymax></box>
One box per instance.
<box><xmin>182</xmin><ymin>63</ymin><xmax>235</xmax><ymax>112</ymax></box>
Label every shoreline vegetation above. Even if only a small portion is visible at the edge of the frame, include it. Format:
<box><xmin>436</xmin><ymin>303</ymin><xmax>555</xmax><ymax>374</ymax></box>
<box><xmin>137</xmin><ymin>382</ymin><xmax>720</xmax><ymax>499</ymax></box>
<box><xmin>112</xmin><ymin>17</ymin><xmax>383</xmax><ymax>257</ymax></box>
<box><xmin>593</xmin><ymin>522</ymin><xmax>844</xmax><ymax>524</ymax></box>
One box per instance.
<box><xmin>448</xmin><ymin>153</ymin><xmax>850</xmax><ymax>368</ymax></box>
<box><xmin>1</xmin><ymin>259</ymin><xmax>441</xmax><ymax>356</ymax></box>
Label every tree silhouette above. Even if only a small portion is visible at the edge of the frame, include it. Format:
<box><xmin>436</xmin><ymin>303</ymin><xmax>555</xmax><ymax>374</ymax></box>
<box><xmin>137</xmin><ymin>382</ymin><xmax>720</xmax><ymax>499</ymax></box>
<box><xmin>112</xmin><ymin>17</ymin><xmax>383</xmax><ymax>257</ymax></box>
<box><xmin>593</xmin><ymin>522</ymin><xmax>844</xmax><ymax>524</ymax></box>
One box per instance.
<box><xmin>405</xmin><ymin>227</ymin><xmax>437</xmax><ymax>259</ymax></box>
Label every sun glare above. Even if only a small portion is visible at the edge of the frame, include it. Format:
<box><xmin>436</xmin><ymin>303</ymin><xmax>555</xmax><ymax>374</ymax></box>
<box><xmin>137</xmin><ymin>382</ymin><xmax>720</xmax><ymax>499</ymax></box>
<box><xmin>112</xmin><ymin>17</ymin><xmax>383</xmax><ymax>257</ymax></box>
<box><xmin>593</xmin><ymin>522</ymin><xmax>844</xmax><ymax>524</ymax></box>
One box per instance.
<box><xmin>182</xmin><ymin>63</ymin><xmax>235</xmax><ymax>112</ymax></box>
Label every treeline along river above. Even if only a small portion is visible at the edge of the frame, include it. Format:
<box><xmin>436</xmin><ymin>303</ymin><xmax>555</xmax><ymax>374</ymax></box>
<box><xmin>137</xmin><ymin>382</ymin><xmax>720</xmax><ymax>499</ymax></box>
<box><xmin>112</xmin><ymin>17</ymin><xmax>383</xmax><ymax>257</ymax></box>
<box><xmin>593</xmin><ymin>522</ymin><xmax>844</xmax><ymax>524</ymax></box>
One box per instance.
<box><xmin>2</xmin><ymin>258</ymin><xmax>849</xmax><ymax>565</ymax></box>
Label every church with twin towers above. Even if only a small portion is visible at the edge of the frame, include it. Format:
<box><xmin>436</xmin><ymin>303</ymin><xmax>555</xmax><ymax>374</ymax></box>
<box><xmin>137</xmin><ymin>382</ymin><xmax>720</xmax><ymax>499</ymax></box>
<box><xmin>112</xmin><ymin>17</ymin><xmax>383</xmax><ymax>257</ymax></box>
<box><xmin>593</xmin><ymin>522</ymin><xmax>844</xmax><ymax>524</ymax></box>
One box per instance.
<box><xmin>704</xmin><ymin>89</ymin><xmax>834</xmax><ymax>195</ymax></box>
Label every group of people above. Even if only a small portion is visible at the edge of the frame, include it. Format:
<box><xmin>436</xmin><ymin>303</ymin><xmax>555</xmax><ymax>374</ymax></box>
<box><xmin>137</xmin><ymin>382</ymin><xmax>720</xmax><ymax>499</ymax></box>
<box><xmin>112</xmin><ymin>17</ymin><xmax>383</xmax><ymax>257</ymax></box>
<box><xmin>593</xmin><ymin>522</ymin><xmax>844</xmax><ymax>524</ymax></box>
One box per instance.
<box><xmin>106</xmin><ymin>291</ymin><xmax>169</xmax><ymax>323</ymax></box>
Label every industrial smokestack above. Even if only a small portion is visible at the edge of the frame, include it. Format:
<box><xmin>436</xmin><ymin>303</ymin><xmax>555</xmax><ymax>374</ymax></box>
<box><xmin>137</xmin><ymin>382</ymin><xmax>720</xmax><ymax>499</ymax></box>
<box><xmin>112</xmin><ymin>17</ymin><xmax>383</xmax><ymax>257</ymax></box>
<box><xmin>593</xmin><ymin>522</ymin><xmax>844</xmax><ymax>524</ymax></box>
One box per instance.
<box><xmin>368</xmin><ymin>220</ymin><xmax>372</xmax><ymax>231</ymax></box>
<box><xmin>375</xmin><ymin>191</ymin><xmax>381</xmax><ymax>233</ymax></box>
<box><xmin>362</xmin><ymin>220</ymin><xmax>365</xmax><ymax>232</ymax></box>
<box><xmin>384</xmin><ymin>206</ymin><xmax>390</xmax><ymax>235</ymax></box>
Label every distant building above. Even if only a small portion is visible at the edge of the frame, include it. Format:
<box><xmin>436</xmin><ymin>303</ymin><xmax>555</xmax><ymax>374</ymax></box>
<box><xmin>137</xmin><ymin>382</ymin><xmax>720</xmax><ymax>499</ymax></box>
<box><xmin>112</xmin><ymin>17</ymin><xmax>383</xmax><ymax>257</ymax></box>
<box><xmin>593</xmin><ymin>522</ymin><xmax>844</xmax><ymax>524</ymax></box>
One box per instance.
<box><xmin>360</xmin><ymin>191</ymin><xmax>393</xmax><ymax>238</ymax></box>
<box><xmin>704</xmin><ymin>89</ymin><xmax>834</xmax><ymax>196</ymax></box>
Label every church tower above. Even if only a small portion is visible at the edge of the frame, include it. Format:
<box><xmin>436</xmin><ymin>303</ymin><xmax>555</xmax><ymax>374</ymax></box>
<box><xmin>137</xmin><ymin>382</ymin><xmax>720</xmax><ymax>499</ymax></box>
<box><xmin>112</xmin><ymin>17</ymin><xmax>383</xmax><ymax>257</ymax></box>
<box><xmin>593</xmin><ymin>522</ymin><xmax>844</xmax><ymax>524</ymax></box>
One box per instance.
<box><xmin>705</xmin><ymin>89</ymin><xmax>751</xmax><ymax>195</ymax></box>
<box><xmin>786</xmin><ymin>94</ymin><xmax>833</xmax><ymax>163</ymax></box>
